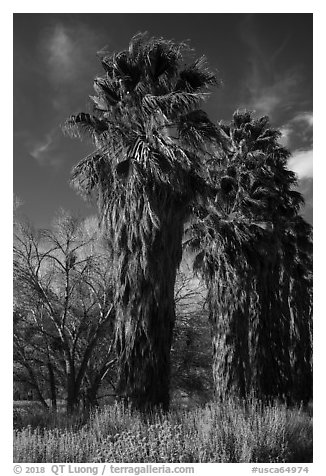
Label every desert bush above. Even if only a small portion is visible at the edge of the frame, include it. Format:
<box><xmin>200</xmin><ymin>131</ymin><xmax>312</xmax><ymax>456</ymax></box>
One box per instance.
<box><xmin>13</xmin><ymin>399</ymin><xmax>312</xmax><ymax>463</ymax></box>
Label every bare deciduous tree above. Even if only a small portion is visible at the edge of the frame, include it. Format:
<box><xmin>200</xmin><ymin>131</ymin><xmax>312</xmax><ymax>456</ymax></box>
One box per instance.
<box><xmin>14</xmin><ymin>212</ymin><xmax>116</xmax><ymax>412</ymax></box>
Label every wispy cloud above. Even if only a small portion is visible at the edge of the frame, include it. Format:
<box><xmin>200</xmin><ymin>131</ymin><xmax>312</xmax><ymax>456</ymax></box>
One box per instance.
<box><xmin>46</xmin><ymin>24</ymin><xmax>77</xmax><ymax>84</ymax></box>
<box><xmin>292</xmin><ymin>112</ymin><xmax>313</xmax><ymax>127</ymax></box>
<box><xmin>239</xmin><ymin>15</ymin><xmax>302</xmax><ymax>119</ymax></box>
<box><xmin>40</xmin><ymin>21</ymin><xmax>107</xmax><ymax>111</ymax></box>
<box><xmin>280</xmin><ymin>111</ymin><xmax>313</xmax><ymax>149</ymax></box>
<box><xmin>42</xmin><ymin>22</ymin><xmax>103</xmax><ymax>85</ymax></box>
<box><xmin>29</xmin><ymin>128</ymin><xmax>63</xmax><ymax>168</ymax></box>
<box><xmin>30</xmin><ymin>133</ymin><xmax>53</xmax><ymax>161</ymax></box>
<box><xmin>247</xmin><ymin>73</ymin><xmax>300</xmax><ymax>118</ymax></box>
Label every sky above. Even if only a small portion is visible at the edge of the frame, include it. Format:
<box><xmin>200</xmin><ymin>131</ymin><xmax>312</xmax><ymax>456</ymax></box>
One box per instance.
<box><xmin>13</xmin><ymin>13</ymin><xmax>313</xmax><ymax>227</ymax></box>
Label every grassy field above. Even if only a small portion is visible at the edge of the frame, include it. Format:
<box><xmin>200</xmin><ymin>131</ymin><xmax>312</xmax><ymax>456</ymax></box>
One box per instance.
<box><xmin>13</xmin><ymin>398</ymin><xmax>312</xmax><ymax>463</ymax></box>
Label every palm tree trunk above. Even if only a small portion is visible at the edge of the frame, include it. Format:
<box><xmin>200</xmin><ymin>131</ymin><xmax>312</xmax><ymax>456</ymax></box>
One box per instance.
<box><xmin>210</xmin><ymin>271</ymin><xmax>251</xmax><ymax>399</ymax></box>
<box><xmin>115</xmin><ymin>289</ymin><xmax>176</xmax><ymax>411</ymax></box>
<box><xmin>112</xmin><ymin>193</ymin><xmax>185</xmax><ymax>411</ymax></box>
<box><xmin>250</xmin><ymin>256</ymin><xmax>292</xmax><ymax>401</ymax></box>
<box><xmin>289</xmin><ymin>276</ymin><xmax>313</xmax><ymax>403</ymax></box>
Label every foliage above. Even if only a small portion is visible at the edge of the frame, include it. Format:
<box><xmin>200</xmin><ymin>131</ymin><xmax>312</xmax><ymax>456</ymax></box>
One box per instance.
<box><xmin>63</xmin><ymin>33</ymin><xmax>223</xmax><ymax>410</ymax></box>
<box><xmin>13</xmin><ymin>399</ymin><xmax>312</xmax><ymax>463</ymax></box>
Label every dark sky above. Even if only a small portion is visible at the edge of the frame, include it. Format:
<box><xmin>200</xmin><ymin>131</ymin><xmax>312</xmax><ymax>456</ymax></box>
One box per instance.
<box><xmin>13</xmin><ymin>13</ymin><xmax>313</xmax><ymax>227</ymax></box>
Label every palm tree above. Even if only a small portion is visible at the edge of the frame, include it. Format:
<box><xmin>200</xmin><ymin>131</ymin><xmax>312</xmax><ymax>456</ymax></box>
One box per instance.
<box><xmin>63</xmin><ymin>33</ymin><xmax>222</xmax><ymax>410</ymax></box>
<box><xmin>188</xmin><ymin>110</ymin><xmax>312</xmax><ymax>402</ymax></box>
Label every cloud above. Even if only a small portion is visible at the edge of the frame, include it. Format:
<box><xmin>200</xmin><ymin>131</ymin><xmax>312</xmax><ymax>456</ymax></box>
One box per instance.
<box><xmin>292</xmin><ymin>111</ymin><xmax>313</xmax><ymax>127</ymax></box>
<box><xmin>247</xmin><ymin>73</ymin><xmax>300</xmax><ymax>118</ymax></box>
<box><xmin>288</xmin><ymin>149</ymin><xmax>313</xmax><ymax>179</ymax></box>
<box><xmin>42</xmin><ymin>22</ymin><xmax>103</xmax><ymax>86</ymax></box>
<box><xmin>281</xmin><ymin>111</ymin><xmax>313</xmax><ymax>180</ymax></box>
<box><xmin>280</xmin><ymin>111</ymin><xmax>313</xmax><ymax>150</ymax></box>
<box><xmin>279</xmin><ymin>125</ymin><xmax>293</xmax><ymax>148</ymax></box>
<box><xmin>29</xmin><ymin>128</ymin><xmax>63</xmax><ymax>168</ymax></box>
<box><xmin>46</xmin><ymin>24</ymin><xmax>77</xmax><ymax>83</ymax></box>
<box><xmin>39</xmin><ymin>21</ymin><xmax>107</xmax><ymax>111</ymax></box>
<box><xmin>239</xmin><ymin>15</ymin><xmax>302</xmax><ymax>119</ymax></box>
<box><xmin>30</xmin><ymin>133</ymin><xmax>53</xmax><ymax>161</ymax></box>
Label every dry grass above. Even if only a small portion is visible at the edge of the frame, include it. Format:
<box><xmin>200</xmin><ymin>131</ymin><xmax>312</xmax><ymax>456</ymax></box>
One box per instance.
<box><xmin>13</xmin><ymin>398</ymin><xmax>312</xmax><ymax>463</ymax></box>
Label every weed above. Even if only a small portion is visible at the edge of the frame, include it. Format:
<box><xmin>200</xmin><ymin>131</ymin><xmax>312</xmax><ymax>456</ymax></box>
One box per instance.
<box><xmin>13</xmin><ymin>398</ymin><xmax>312</xmax><ymax>463</ymax></box>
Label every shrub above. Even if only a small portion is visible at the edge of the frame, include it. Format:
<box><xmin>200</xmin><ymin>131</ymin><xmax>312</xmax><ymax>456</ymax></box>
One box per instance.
<box><xmin>13</xmin><ymin>399</ymin><xmax>312</xmax><ymax>463</ymax></box>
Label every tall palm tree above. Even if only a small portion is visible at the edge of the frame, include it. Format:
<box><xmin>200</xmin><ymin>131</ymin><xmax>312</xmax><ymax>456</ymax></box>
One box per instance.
<box><xmin>63</xmin><ymin>33</ymin><xmax>222</xmax><ymax>410</ymax></box>
<box><xmin>188</xmin><ymin>110</ymin><xmax>312</xmax><ymax>402</ymax></box>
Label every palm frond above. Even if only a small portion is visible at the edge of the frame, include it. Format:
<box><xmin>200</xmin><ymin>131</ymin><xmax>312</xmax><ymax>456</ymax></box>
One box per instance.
<box><xmin>178</xmin><ymin>109</ymin><xmax>223</xmax><ymax>147</ymax></box>
<box><xmin>176</xmin><ymin>56</ymin><xmax>219</xmax><ymax>92</ymax></box>
<box><xmin>89</xmin><ymin>95</ymin><xmax>110</xmax><ymax>112</ymax></box>
<box><xmin>146</xmin><ymin>40</ymin><xmax>182</xmax><ymax>80</ymax></box>
<box><xmin>93</xmin><ymin>77</ymin><xmax>121</xmax><ymax>106</ymax></box>
<box><xmin>70</xmin><ymin>151</ymin><xmax>112</xmax><ymax>199</ymax></box>
<box><xmin>142</xmin><ymin>91</ymin><xmax>208</xmax><ymax>118</ymax></box>
<box><xmin>128</xmin><ymin>32</ymin><xmax>148</xmax><ymax>59</ymax></box>
<box><xmin>62</xmin><ymin>113</ymin><xmax>108</xmax><ymax>140</ymax></box>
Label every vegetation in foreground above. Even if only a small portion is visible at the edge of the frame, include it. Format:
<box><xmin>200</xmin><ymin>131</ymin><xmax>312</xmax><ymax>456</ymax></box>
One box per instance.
<box><xmin>14</xmin><ymin>399</ymin><xmax>312</xmax><ymax>463</ymax></box>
